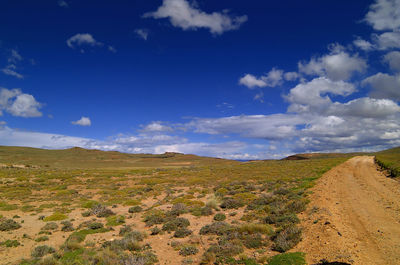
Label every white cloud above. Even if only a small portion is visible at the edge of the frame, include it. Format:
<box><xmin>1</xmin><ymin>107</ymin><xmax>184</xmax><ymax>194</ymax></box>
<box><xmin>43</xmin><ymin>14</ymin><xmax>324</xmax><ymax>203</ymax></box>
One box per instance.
<box><xmin>140</xmin><ymin>121</ymin><xmax>173</xmax><ymax>133</ymax></box>
<box><xmin>58</xmin><ymin>0</ymin><xmax>68</xmax><ymax>8</ymax></box>
<box><xmin>239</xmin><ymin>68</ymin><xmax>284</xmax><ymax>89</ymax></box>
<box><xmin>66</xmin><ymin>33</ymin><xmax>102</xmax><ymax>49</ymax></box>
<box><xmin>284</xmin><ymin>72</ymin><xmax>299</xmax><ymax>81</ymax></box>
<box><xmin>353</xmin><ymin>38</ymin><xmax>375</xmax><ymax>51</ymax></box>
<box><xmin>143</xmin><ymin>0</ymin><xmax>247</xmax><ymax>35</ymax></box>
<box><xmin>8</xmin><ymin>49</ymin><xmax>23</xmax><ymax>64</ymax></box>
<box><xmin>298</xmin><ymin>50</ymin><xmax>367</xmax><ymax>81</ymax></box>
<box><xmin>363</xmin><ymin>72</ymin><xmax>400</xmax><ymax>100</ymax></box>
<box><xmin>286</xmin><ymin>77</ymin><xmax>356</xmax><ymax>113</ymax></box>
<box><xmin>1</xmin><ymin>68</ymin><xmax>24</xmax><ymax>79</ymax></box>
<box><xmin>384</xmin><ymin>51</ymin><xmax>400</xmax><ymax>71</ymax></box>
<box><xmin>134</xmin><ymin>29</ymin><xmax>149</xmax><ymax>40</ymax></box>
<box><xmin>373</xmin><ymin>31</ymin><xmax>400</xmax><ymax>49</ymax></box>
<box><xmin>365</xmin><ymin>0</ymin><xmax>400</xmax><ymax>31</ymax></box>
<box><xmin>239</xmin><ymin>74</ymin><xmax>267</xmax><ymax>88</ymax></box>
<box><xmin>0</xmin><ymin>88</ymin><xmax>42</xmax><ymax>117</ymax></box>
<box><xmin>71</xmin><ymin>116</ymin><xmax>91</xmax><ymax>126</ymax></box>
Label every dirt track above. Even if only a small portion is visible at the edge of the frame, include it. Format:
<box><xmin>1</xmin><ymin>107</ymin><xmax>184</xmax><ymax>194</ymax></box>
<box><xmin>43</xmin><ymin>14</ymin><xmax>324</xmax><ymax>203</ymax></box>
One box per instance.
<box><xmin>294</xmin><ymin>156</ymin><xmax>400</xmax><ymax>265</ymax></box>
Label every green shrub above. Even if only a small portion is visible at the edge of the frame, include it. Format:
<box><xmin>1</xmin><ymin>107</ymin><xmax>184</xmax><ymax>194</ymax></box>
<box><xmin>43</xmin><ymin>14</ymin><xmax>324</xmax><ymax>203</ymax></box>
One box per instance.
<box><xmin>91</xmin><ymin>204</ymin><xmax>115</xmax><ymax>217</ymax></box>
<box><xmin>241</xmin><ymin>233</ymin><xmax>265</xmax><ymax>249</ymax></box>
<box><xmin>238</xmin><ymin>223</ymin><xmax>274</xmax><ymax>235</ymax></box>
<box><xmin>179</xmin><ymin>245</ymin><xmax>199</xmax><ymax>256</ymax></box>
<box><xmin>199</xmin><ymin>222</ymin><xmax>233</xmax><ymax>236</ymax></box>
<box><xmin>88</xmin><ymin>222</ymin><xmax>104</xmax><ymax>230</ymax></box>
<box><xmin>272</xmin><ymin>226</ymin><xmax>302</xmax><ymax>252</ymax></box>
<box><xmin>43</xmin><ymin>212</ymin><xmax>67</xmax><ymax>222</ymax></box>
<box><xmin>119</xmin><ymin>225</ymin><xmax>132</xmax><ymax>236</ymax></box>
<box><xmin>174</xmin><ymin>228</ymin><xmax>192</xmax><ymax>238</ymax></box>
<box><xmin>0</xmin><ymin>218</ymin><xmax>21</xmax><ymax>231</ymax></box>
<box><xmin>128</xmin><ymin>206</ymin><xmax>143</xmax><ymax>213</ymax></box>
<box><xmin>106</xmin><ymin>215</ymin><xmax>125</xmax><ymax>226</ymax></box>
<box><xmin>0</xmin><ymin>239</ymin><xmax>20</xmax><ymax>247</ymax></box>
<box><xmin>268</xmin><ymin>252</ymin><xmax>306</xmax><ymax>265</ymax></box>
<box><xmin>150</xmin><ymin>227</ymin><xmax>161</xmax><ymax>235</ymax></box>
<box><xmin>162</xmin><ymin>217</ymin><xmax>190</xmax><ymax>232</ymax></box>
<box><xmin>220</xmin><ymin>198</ymin><xmax>244</xmax><ymax>209</ymax></box>
<box><xmin>31</xmin><ymin>245</ymin><xmax>56</xmax><ymax>258</ymax></box>
<box><xmin>213</xmin><ymin>213</ymin><xmax>226</xmax><ymax>221</ymax></box>
<box><xmin>169</xmin><ymin>203</ymin><xmax>188</xmax><ymax>216</ymax></box>
<box><xmin>61</xmin><ymin>220</ymin><xmax>74</xmax><ymax>231</ymax></box>
<box><xmin>143</xmin><ymin>210</ymin><xmax>166</xmax><ymax>226</ymax></box>
<box><xmin>35</xmin><ymin>236</ymin><xmax>49</xmax><ymax>242</ymax></box>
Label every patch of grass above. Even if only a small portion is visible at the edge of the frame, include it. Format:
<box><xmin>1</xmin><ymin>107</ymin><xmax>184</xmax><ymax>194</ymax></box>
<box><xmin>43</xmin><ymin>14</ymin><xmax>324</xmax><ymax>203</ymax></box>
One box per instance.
<box><xmin>179</xmin><ymin>245</ymin><xmax>199</xmax><ymax>256</ymax></box>
<box><xmin>35</xmin><ymin>236</ymin><xmax>49</xmax><ymax>242</ymax></box>
<box><xmin>0</xmin><ymin>202</ymin><xmax>18</xmax><ymax>211</ymax></box>
<box><xmin>43</xmin><ymin>212</ymin><xmax>67</xmax><ymax>222</ymax></box>
<box><xmin>128</xmin><ymin>205</ymin><xmax>143</xmax><ymax>213</ymax></box>
<box><xmin>267</xmin><ymin>252</ymin><xmax>306</xmax><ymax>265</ymax></box>
<box><xmin>272</xmin><ymin>226</ymin><xmax>302</xmax><ymax>252</ymax></box>
<box><xmin>106</xmin><ymin>215</ymin><xmax>125</xmax><ymax>226</ymax></box>
<box><xmin>41</xmin><ymin>222</ymin><xmax>58</xmax><ymax>231</ymax></box>
<box><xmin>0</xmin><ymin>239</ymin><xmax>20</xmax><ymax>247</ymax></box>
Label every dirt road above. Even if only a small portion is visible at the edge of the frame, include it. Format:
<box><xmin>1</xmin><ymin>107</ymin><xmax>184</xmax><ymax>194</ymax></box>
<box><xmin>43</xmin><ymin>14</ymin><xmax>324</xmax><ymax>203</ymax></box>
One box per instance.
<box><xmin>294</xmin><ymin>156</ymin><xmax>400</xmax><ymax>265</ymax></box>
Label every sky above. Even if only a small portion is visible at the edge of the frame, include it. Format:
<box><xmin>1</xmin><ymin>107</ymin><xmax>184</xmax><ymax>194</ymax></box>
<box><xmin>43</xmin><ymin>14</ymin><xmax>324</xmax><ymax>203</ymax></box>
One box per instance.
<box><xmin>0</xmin><ymin>0</ymin><xmax>400</xmax><ymax>159</ymax></box>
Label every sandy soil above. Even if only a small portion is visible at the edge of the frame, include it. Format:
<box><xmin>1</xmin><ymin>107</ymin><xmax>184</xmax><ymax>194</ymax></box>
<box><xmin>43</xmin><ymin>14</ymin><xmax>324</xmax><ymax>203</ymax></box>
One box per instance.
<box><xmin>294</xmin><ymin>156</ymin><xmax>400</xmax><ymax>265</ymax></box>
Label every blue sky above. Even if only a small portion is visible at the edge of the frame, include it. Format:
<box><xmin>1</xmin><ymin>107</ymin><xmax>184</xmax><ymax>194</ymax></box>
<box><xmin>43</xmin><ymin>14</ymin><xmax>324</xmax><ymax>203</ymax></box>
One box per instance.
<box><xmin>1</xmin><ymin>0</ymin><xmax>400</xmax><ymax>159</ymax></box>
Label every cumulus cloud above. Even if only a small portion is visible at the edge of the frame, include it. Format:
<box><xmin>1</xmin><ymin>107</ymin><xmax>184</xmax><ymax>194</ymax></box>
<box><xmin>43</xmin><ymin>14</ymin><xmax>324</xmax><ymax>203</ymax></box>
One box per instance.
<box><xmin>0</xmin><ymin>88</ymin><xmax>42</xmax><ymax>117</ymax></box>
<box><xmin>373</xmin><ymin>31</ymin><xmax>400</xmax><ymax>49</ymax></box>
<box><xmin>298</xmin><ymin>49</ymin><xmax>367</xmax><ymax>81</ymax></box>
<box><xmin>363</xmin><ymin>73</ymin><xmax>400</xmax><ymax>100</ymax></box>
<box><xmin>239</xmin><ymin>68</ymin><xmax>284</xmax><ymax>88</ymax></box>
<box><xmin>384</xmin><ymin>51</ymin><xmax>400</xmax><ymax>71</ymax></box>
<box><xmin>66</xmin><ymin>33</ymin><xmax>102</xmax><ymax>49</ymax></box>
<box><xmin>143</xmin><ymin>0</ymin><xmax>247</xmax><ymax>35</ymax></box>
<box><xmin>134</xmin><ymin>29</ymin><xmax>149</xmax><ymax>40</ymax></box>
<box><xmin>364</xmin><ymin>0</ymin><xmax>400</xmax><ymax>31</ymax></box>
<box><xmin>71</xmin><ymin>116</ymin><xmax>91</xmax><ymax>126</ymax></box>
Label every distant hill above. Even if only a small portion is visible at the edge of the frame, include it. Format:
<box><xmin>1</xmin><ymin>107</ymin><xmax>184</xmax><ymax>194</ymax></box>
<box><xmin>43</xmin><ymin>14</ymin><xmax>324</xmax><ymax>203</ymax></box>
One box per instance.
<box><xmin>0</xmin><ymin>146</ymin><xmax>237</xmax><ymax>169</ymax></box>
<box><xmin>282</xmin><ymin>152</ymin><xmax>365</xmax><ymax>160</ymax></box>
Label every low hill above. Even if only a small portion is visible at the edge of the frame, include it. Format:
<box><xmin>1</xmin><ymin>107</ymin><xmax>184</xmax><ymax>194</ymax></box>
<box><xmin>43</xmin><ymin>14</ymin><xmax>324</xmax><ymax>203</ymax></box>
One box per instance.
<box><xmin>375</xmin><ymin>147</ymin><xmax>400</xmax><ymax>177</ymax></box>
<box><xmin>0</xmin><ymin>146</ymin><xmax>237</xmax><ymax>169</ymax></box>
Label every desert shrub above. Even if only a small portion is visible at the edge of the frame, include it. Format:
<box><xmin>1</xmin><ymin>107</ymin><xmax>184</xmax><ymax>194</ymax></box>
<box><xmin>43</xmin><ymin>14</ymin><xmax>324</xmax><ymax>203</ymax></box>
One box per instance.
<box><xmin>206</xmin><ymin>198</ymin><xmax>219</xmax><ymax>209</ymax></box>
<box><xmin>103</xmin><ymin>232</ymin><xmax>142</xmax><ymax>252</ymax></box>
<box><xmin>61</xmin><ymin>220</ymin><xmax>74</xmax><ymax>232</ymax></box>
<box><xmin>41</xmin><ymin>222</ymin><xmax>58</xmax><ymax>231</ymax></box>
<box><xmin>31</xmin><ymin>245</ymin><xmax>56</xmax><ymax>258</ymax></box>
<box><xmin>200</xmin><ymin>222</ymin><xmax>233</xmax><ymax>236</ymax></box>
<box><xmin>162</xmin><ymin>217</ymin><xmax>190</xmax><ymax>232</ymax></box>
<box><xmin>265</xmin><ymin>213</ymin><xmax>299</xmax><ymax>227</ymax></box>
<box><xmin>274</xmin><ymin>188</ymin><xmax>290</xmax><ymax>196</ymax></box>
<box><xmin>267</xmin><ymin>252</ymin><xmax>306</xmax><ymax>265</ymax></box>
<box><xmin>43</xmin><ymin>212</ymin><xmax>67</xmax><ymax>222</ymax></box>
<box><xmin>128</xmin><ymin>251</ymin><xmax>158</xmax><ymax>265</ymax></box>
<box><xmin>241</xmin><ymin>233</ymin><xmax>265</xmax><ymax>249</ymax></box>
<box><xmin>128</xmin><ymin>206</ymin><xmax>143</xmax><ymax>213</ymax></box>
<box><xmin>272</xmin><ymin>226</ymin><xmax>302</xmax><ymax>252</ymax></box>
<box><xmin>200</xmin><ymin>206</ymin><xmax>214</xmax><ymax>216</ymax></box>
<box><xmin>81</xmin><ymin>200</ymin><xmax>100</xmax><ymax>209</ymax></box>
<box><xmin>91</xmin><ymin>204</ymin><xmax>114</xmax><ymax>218</ymax></box>
<box><xmin>213</xmin><ymin>213</ymin><xmax>226</xmax><ymax>221</ymax></box>
<box><xmin>220</xmin><ymin>198</ymin><xmax>244</xmax><ymax>209</ymax></box>
<box><xmin>174</xmin><ymin>228</ymin><xmax>192</xmax><ymax>238</ymax></box>
<box><xmin>169</xmin><ymin>203</ymin><xmax>188</xmax><ymax>216</ymax></box>
<box><xmin>287</xmin><ymin>200</ymin><xmax>308</xmax><ymax>213</ymax></box>
<box><xmin>81</xmin><ymin>211</ymin><xmax>91</xmax><ymax>217</ymax></box>
<box><xmin>179</xmin><ymin>245</ymin><xmax>199</xmax><ymax>256</ymax></box>
<box><xmin>205</xmin><ymin>239</ymin><xmax>244</xmax><ymax>258</ymax></box>
<box><xmin>106</xmin><ymin>215</ymin><xmax>125</xmax><ymax>226</ymax></box>
<box><xmin>0</xmin><ymin>218</ymin><xmax>21</xmax><ymax>231</ymax></box>
<box><xmin>88</xmin><ymin>222</ymin><xmax>104</xmax><ymax>230</ymax></box>
<box><xmin>150</xmin><ymin>227</ymin><xmax>161</xmax><ymax>235</ymax></box>
<box><xmin>0</xmin><ymin>239</ymin><xmax>20</xmax><ymax>247</ymax></box>
<box><xmin>35</xmin><ymin>236</ymin><xmax>49</xmax><ymax>242</ymax></box>
<box><xmin>0</xmin><ymin>202</ymin><xmax>18</xmax><ymax>211</ymax></box>
<box><xmin>119</xmin><ymin>225</ymin><xmax>132</xmax><ymax>236</ymax></box>
<box><xmin>143</xmin><ymin>210</ymin><xmax>166</xmax><ymax>226</ymax></box>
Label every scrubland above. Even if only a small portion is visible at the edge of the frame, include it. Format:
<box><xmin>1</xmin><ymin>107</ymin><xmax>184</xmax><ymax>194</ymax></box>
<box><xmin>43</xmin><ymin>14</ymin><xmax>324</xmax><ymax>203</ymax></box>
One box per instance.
<box><xmin>0</xmin><ymin>147</ymin><xmax>353</xmax><ymax>264</ymax></box>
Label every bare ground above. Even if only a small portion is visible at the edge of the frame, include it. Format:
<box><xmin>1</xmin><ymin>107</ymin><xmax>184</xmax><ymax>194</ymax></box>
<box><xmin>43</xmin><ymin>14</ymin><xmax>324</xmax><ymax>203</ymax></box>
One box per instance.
<box><xmin>294</xmin><ymin>156</ymin><xmax>400</xmax><ymax>265</ymax></box>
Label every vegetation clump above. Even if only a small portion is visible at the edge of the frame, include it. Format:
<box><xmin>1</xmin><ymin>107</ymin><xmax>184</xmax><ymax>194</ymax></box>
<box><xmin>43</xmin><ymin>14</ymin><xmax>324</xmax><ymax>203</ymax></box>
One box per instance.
<box><xmin>41</xmin><ymin>222</ymin><xmax>58</xmax><ymax>231</ymax></box>
<box><xmin>213</xmin><ymin>213</ymin><xmax>226</xmax><ymax>221</ymax></box>
<box><xmin>31</xmin><ymin>245</ymin><xmax>56</xmax><ymax>258</ymax></box>
<box><xmin>0</xmin><ymin>218</ymin><xmax>21</xmax><ymax>231</ymax></box>
<box><xmin>61</xmin><ymin>220</ymin><xmax>74</xmax><ymax>231</ymax></box>
<box><xmin>272</xmin><ymin>225</ymin><xmax>302</xmax><ymax>252</ymax></box>
<box><xmin>43</xmin><ymin>212</ymin><xmax>67</xmax><ymax>222</ymax></box>
<box><xmin>128</xmin><ymin>205</ymin><xmax>143</xmax><ymax>213</ymax></box>
<box><xmin>0</xmin><ymin>239</ymin><xmax>20</xmax><ymax>247</ymax></box>
<box><xmin>179</xmin><ymin>245</ymin><xmax>199</xmax><ymax>256</ymax></box>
